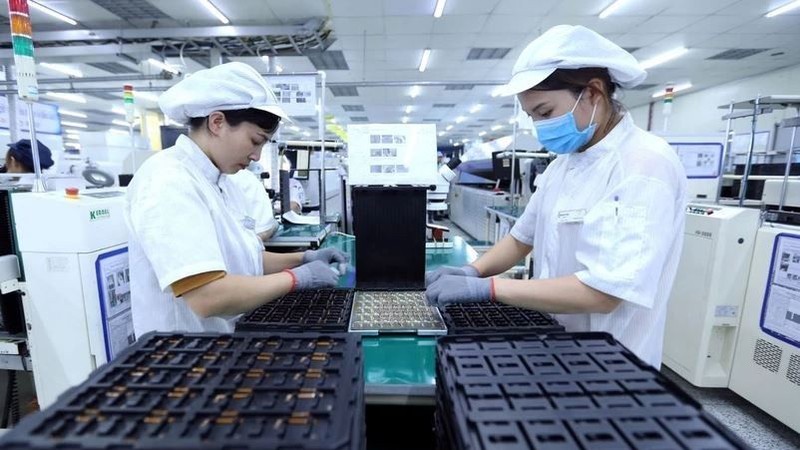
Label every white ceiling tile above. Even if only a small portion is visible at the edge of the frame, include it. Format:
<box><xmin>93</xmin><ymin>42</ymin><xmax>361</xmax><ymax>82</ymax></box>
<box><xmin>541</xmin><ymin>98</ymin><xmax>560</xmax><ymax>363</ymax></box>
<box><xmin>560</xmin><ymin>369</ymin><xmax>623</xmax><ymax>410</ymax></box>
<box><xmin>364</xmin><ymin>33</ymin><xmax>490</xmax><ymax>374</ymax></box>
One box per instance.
<box><xmin>432</xmin><ymin>14</ymin><xmax>489</xmax><ymax>33</ymax></box>
<box><xmin>678</xmin><ymin>15</ymin><xmax>758</xmax><ymax>35</ymax></box>
<box><xmin>659</xmin><ymin>0</ymin><xmax>743</xmax><ymax>15</ymax></box>
<box><xmin>263</xmin><ymin>0</ymin><xmax>327</xmax><ymax>22</ymax></box>
<box><xmin>385</xmin><ymin>16</ymin><xmax>435</xmax><ymax>34</ymax></box>
<box><xmin>613</xmin><ymin>33</ymin><xmax>671</xmax><ymax>48</ymax></box>
<box><xmin>548</xmin><ymin>0</ymin><xmax>608</xmax><ymax>16</ymax></box>
<box><xmin>336</xmin><ymin>35</ymin><xmax>368</xmax><ymax>51</ymax></box>
<box><xmin>383</xmin><ymin>0</ymin><xmax>437</xmax><ymax>16</ymax></box>
<box><xmin>481</xmin><ymin>15</ymin><xmax>542</xmax><ymax>34</ymax></box>
<box><xmin>444</xmin><ymin>0</ymin><xmax>501</xmax><ymax>15</ymax></box>
<box><xmin>734</xmin><ymin>15</ymin><xmax>800</xmax><ymax>34</ymax></box>
<box><xmin>330</xmin><ymin>0</ymin><xmax>383</xmax><ymax>17</ymax></box>
<box><xmin>332</xmin><ymin>17</ymin><xmax>386</xmax><ymax>35</ymax></box>
<box><xmin>630</xmin><ymin>16</ymin><xmax>703</xmax><ymax>34</ymax></box>
<box><xmin>384</xmin><ymin>35</ymin><xmax>434</xmax><ymax>50</ymax></box>
<box><xmin>494</xmin><ymin>0</ymin><xmax>559</xmax><ymax>15</ymax></box>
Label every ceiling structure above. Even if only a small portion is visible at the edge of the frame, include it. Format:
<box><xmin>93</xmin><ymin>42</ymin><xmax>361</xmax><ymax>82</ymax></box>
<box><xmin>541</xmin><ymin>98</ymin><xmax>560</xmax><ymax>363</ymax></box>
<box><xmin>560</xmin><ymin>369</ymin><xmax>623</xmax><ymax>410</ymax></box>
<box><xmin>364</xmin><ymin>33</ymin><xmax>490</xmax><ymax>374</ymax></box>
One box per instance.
<box><xmin>0</xmin><ymin>0</ymin><xmax>798</xmax><ymax>145</ymax></box>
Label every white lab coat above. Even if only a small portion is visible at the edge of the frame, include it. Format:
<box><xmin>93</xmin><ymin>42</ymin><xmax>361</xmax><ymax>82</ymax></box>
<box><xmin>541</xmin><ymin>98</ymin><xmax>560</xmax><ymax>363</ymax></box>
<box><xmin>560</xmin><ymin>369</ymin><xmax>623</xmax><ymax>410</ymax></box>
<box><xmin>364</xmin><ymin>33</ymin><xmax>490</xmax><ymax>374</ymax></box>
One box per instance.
<box><xmin>510</xmin><ymin>114</ymin><xmax>687</xmax><ymax>367</ymax></box>
<box><xmin>229</xmin><ymin>170</ymin><xmax>278</xmax><ymax>236</ymax></box>
<box><xmin>289</xmin><ymin>178</ymin><xmax>306</xmax><ymax>207</ymax></box>
<box><xmin>125</xmin><ymin>135</ymin><xmax>265</xmax><ymax>335</ymax></box>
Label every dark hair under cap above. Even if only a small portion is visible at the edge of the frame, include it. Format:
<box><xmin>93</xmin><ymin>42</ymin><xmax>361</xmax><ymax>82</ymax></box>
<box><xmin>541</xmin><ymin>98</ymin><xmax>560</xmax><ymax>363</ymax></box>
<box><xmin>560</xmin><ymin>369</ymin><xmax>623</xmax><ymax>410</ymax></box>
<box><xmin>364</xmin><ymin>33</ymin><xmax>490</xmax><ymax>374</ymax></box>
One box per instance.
<box><xmin>188</xmin><ymin>108</ymin><xmax>281</xmax><ymax>133</ymax></box>
<box><xmin>6</xmin><ymin>139</ymin><xmax>54</xmax><ymax>172</ymax></box>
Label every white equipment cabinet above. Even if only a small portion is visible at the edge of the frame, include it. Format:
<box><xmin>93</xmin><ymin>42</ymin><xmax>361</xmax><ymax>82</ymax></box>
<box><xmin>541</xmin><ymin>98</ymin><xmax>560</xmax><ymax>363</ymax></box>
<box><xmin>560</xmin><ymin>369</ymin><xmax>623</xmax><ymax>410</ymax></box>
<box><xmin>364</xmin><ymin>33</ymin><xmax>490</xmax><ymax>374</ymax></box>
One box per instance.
<box><xmin>12</xmin><ymin>189</ymin><xmax>133</xmax><ymax>408</ymax></box>
<box><xmin>663</xmin><ymin>204</ymin><xmax>760</xmax><ymax>387</ymax></box>
<box><xmin>449</xmin><ymin>185</ymin><xmax>510</xmax><ymax>241</ymax></box>
<box><xmin>729</xmin><ymin>223</ymin><xmax>800</xmax><ymax>433</ymax></box>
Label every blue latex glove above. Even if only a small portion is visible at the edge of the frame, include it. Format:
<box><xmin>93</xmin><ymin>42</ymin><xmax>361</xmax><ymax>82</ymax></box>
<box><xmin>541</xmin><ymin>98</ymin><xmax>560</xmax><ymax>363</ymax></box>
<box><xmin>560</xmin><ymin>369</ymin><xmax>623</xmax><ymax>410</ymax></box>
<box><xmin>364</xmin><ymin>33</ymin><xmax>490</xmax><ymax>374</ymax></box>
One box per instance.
<box><xmin>288</xmin><ymin>260</ymin><xmax>339</xmax><ymax>290</ymax></box>
<box><xmin>426</xmin><ymin>275</ymin><xmax>493</xmax><ymax>307</ymax></box>
<box><xmin>425</xmin><ymin>265</ymin><xmax>480</xmax><ymax>286</ymax></box>
<box><xmin>303</xmin><ymin>248</ymin><xmax>349</xmax><ymax>275</ymax></box>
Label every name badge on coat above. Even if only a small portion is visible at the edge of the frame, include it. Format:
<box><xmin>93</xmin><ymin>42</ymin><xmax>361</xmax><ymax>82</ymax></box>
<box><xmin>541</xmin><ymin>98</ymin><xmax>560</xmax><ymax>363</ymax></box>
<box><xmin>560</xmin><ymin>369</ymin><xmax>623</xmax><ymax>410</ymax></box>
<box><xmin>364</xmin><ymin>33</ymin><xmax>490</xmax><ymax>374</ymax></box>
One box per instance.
<box><xmin>556</xmin><ymin>209</ymin><xmax>586</xmax><ymax>224</ymax></box>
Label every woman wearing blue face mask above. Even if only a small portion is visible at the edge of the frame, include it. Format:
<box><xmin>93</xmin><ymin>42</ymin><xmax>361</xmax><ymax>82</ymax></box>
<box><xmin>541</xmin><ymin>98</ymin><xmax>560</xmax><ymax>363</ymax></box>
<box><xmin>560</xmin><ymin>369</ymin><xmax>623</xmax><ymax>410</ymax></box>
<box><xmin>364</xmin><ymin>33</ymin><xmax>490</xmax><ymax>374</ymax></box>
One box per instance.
<box><xmin>426</xmin><ymin>25</ymin><xmax>687</xmax><ymax>368</ymax></box>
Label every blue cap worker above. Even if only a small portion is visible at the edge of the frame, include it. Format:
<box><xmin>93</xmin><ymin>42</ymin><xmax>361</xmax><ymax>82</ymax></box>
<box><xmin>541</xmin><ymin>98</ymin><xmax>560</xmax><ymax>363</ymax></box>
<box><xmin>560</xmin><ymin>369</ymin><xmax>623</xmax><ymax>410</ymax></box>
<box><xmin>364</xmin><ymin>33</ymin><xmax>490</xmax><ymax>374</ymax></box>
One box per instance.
<box><xmin>125</xmin><ymin>62</ymin><xmax>347</xmax><ymax>335</ymax></box>
<box><xmin>2</xmin><ymin>139</ymin><xmax>54</xmax><ymax>174</ymax></box>
<box><xmin>425</xmin><ymin>25</ymin><xmax>687</xmax><ymax>368</ymax></box>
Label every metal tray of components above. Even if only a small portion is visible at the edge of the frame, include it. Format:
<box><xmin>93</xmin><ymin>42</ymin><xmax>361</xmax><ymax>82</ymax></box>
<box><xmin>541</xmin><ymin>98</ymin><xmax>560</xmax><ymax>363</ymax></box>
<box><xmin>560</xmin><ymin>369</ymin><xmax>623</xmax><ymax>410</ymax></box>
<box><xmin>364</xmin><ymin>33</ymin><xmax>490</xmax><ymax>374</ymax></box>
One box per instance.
<box><xmin>440</xmin><ymin>302</ymin><xmax>564</xmax><ymax>334</ymax></box>
<box><xmin>0</xmin><ymin>331</ymin><xmax>365</xmax><ymax>450</ymax></box>
<box><xmin>348</xmin><ymin>291</ymin><xmax>447</xmax><ymax>336</ymax></box>
<box><xmin>236</xmin><ymin>289</ymin><xmax>353</xmax><ymax>332</ymax></box>
<box><xmin>435</xmin><ymin>332</ymin><xmax>751</xmax><ymax>450</ymax></box>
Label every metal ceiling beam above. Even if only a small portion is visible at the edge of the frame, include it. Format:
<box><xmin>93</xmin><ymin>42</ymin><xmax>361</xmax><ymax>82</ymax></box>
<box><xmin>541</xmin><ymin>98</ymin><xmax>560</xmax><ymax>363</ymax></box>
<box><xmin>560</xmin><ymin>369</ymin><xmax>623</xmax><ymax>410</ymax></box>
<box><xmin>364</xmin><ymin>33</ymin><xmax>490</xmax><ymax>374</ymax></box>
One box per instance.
<box><xmin>0</xmin><ymin>23</ymin><xmax>318</xmax><ymax>43</ymax></box>
<box><xmin>0</xmin><ymin>74</ymin><xmax>171</xmax><ymax>86</ymax></box>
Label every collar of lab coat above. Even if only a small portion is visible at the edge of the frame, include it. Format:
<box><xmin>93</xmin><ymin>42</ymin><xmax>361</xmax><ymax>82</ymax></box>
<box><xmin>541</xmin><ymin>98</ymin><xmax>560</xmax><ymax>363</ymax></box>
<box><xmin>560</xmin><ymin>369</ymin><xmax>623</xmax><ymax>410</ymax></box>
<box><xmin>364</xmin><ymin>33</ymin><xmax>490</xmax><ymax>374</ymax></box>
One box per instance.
<box><xmin>176</xmin><ymin>134</ymin><xmax>222</xmax><ymax>185</ymax></box>
<box><xmin>565</xmin><ymin>113</ymin><xmax>634</xmax><ymax>171</ymax></box>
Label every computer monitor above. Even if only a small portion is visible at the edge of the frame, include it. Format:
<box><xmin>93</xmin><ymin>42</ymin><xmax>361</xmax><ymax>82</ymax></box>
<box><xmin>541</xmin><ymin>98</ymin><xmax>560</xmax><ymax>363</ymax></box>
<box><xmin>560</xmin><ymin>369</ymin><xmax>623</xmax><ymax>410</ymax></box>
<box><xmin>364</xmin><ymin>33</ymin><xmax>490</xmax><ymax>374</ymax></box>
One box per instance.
<box><xmin>492</xmin><ymin>150</ymin><xmax>521</xmax><ymax>181</ymax></box>
<box><xmin>295</xmin><ymin>149</ymin><xmax>310</xmax><ymax>180</ymax></box>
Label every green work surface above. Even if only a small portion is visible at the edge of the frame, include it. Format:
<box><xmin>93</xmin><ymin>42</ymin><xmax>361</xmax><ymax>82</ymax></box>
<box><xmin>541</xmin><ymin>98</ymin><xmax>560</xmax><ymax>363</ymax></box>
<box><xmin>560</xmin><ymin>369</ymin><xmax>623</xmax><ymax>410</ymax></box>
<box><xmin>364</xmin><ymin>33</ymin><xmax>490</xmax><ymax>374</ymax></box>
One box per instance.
<box><xmin>322</xmin><ymin>234</ymin><xmax>477</xmax><ymax>397</ymax></box>
<box><xmin>271</xmin><ymin>224</ymin><xmax>329</xmax><ymax>239</ymax></box>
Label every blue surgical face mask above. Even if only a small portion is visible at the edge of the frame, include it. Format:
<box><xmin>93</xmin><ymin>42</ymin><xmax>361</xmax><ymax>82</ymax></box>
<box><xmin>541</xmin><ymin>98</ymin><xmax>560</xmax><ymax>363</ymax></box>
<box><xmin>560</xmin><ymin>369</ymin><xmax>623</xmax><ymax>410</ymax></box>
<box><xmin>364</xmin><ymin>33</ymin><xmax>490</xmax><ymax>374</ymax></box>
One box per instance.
<box><xmin>533</xmin><ymin>90</ymin><xmax>597</xmax><ymax>155</ymax></box>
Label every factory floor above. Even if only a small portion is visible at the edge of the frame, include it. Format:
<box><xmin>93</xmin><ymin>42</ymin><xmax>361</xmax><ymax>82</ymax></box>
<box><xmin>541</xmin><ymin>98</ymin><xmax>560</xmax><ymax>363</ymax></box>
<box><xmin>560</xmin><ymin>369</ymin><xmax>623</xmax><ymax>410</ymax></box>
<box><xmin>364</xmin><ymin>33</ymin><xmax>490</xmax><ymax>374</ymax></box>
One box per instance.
<box><xmin>434</xmin><ymin>217</ymin><xmax>800</xmax><ymax>449</ymax></box>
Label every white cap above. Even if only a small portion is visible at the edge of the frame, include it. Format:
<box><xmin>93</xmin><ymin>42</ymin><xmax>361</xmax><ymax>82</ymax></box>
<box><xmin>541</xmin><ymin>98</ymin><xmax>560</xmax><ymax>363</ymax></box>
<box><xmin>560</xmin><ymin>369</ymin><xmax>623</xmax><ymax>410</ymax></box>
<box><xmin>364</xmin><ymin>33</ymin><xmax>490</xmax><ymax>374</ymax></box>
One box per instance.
<box><xmin>497</xmin><ymin>25</ymin><xmax>647</xmax><ymax>97</ymax></box>
<box><xmin>159</xmin><ymin>61</ymin><xmax>289</xmax><ymax>125</ymax></box>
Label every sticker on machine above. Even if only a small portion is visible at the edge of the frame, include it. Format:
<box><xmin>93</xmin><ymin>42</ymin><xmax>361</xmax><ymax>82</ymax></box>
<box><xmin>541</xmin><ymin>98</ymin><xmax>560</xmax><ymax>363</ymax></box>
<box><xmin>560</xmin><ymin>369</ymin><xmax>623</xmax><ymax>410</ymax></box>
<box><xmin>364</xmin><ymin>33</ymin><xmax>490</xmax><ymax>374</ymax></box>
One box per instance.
<box><xmin>761</xmin><ymin>234</ymin><xmax>800</xmax><ymax>349</ymax></box>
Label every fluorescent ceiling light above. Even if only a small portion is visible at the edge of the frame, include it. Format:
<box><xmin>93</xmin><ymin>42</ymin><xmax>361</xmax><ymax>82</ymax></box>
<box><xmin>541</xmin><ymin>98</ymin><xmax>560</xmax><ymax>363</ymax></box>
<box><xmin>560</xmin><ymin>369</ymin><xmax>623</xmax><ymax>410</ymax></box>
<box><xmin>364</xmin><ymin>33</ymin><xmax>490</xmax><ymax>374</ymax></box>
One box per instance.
<box><xmin>479</xmin><ymin>131</ymin><xmax>487</xmax><ymax>137</ymax></box>
<box><xmin>147</xmin><ymin>58</ymin><xmax>179</xmax><ymax>75</ymax></box>
<box><xmin>198</xmin><ymin>0</ymin><xmax>230</xmax><ymax>24</ymax></box>
<box><xmin>303</xmin><ymin>131</ymin><xmax>311</xmax><ymax>137</ymax></box>
<box><xmin>29</xmin><ymin>1</ymin><xmax>77</xmax><ymax>25</ymax></box>
<box><xmin>40</xmin><ymin>62</ymin><xmax>82</xmax><ymax>78</ymax></box>
<box><xmin>651</xmin><ymin>82</ymin><xmax>693</xmax><ymax>98</ymax></box>
<box><xmin>61</xmin><ymin>121</ymin><xmax>87</xmax><ymax>129</ymax></box>
<box><xmin>330</xmin><ymin>117</ymin><xmax>337</xmax><ymax>123</ymax></box>
<box><xmin>275</xmin><ymin>65</ymin><xmax>283</xmax><ymax>73</ymax></box>
<box><xmin>508</xmin><ymin>116</ymin><xmax>516</xmax><ymax>124</ymax></box>
<box><xmin>491</xmin><ymin>124</ymin><xmax>503</xmax><ymax>131</ymax></box>
<box><xmin>59</xmin><ymin>109</ymin><xmax>87</xmax><ymax>119</ymax></box>
<box><xmin>109</xmin><ymin>128</ymin><xmax>129</xmax><ymax>135</ymax></box>
<box><xmin>65</xmin><ymin>142</ymin><xmax>81</xmax><ymax>148</ymax></box>
<box><xmin>418</xmin><ymin>49</ymin><xmax>431</xmax><ymax>72</ymax></box>
<box><xmin>402</xmin><ymin>116</ymin><xmax>409</xmax><ymax>123</ymax></box>
<box><xmin>112</xmin><ymin>119</ymin><xmax>134</xmax><ymax>127</ymax></box>
<box><xmin>433</xmin><ymin>0</ymin><xmax>447</xmax><ymax>18</ymax></box>
<box><xmin>491</xmin><ymin>87</ymin><xmax>504</xmax><ymax>97</ymax></box>
<box><xmin>63</xmin><ymin>127</ymin><xmax>84</xmax><ymax>134</ymax></box>
<box><xmin>290</xmin><ymin>125</ymin><xmax>300</xmax><ymax>132</ymax></box>
<box><xmin>639</xmin><ymin>47</ymin><xmax>688</xmax><ymax>70</ymax></box>
<box><xmin>409</xmin><ymin>85</ymin><xmax>421</xmax><ymax>98</ymax></box>
<box><xmin>438</xmin><ymin>131</ymin><xmax>446</xmax><ymax>136</ymax></box>
<box><xmin>111</xmin><ymin>106</ymin><xmax>126</xmax><ymax>115</ymax></box>
<box><xmin>461</xmin><ymin>138</ymin><xmax>470</xmax><ymax>143</ymax></box>
<box><xmin>445</xmin><ymin>125</ymin><xmax>453</xmax><ymax>131</ymax></box>
<box><xmin>599</xmin><ymin>0</ymin><xmax>627</xmax><ymax>19</ymax></box>
<box><xmin>453</xmin><ymin>142</ymin><xmax>461</xmax><ymax>147</ymax></box>
<box><xmin>404</xmin><ymin>105</ymin><xmax>412</xmax><ymax>114</ymax></box>
<box><xmin>469</xmin><ymin>104</ymin><xmax>482</xmax><ymax>114</ymax></box>
<box><xmin>46</xmin><ymin>92</ymin><xmax>86</xmax><ymax>103</ymax></box>
<box><xmin>455</xmin><ymin>116</ymin><xmax>466</xmax><ymax>123</ymax></box>
<box><xmin>766</xmin><ymin>0</ymin><xmax>800</xmax><ymax>17</ymax></box>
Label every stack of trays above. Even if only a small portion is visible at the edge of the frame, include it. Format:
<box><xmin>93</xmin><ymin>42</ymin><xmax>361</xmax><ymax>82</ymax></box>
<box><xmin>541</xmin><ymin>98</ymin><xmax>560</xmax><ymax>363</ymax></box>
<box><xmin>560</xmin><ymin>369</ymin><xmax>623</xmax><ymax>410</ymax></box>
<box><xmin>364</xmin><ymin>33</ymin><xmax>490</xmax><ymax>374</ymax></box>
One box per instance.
<box><xmin>440</xmin><ymin>303</ymin><xmax>563</xmax><ymax>334</ymax></box>
<box><xmin>236</xmin><ymin>289</ymin><xmax>353</xmax><ymax>332</ymax></box>
<box><xmin>0</xmin><ymin>331</ymin><xmax>365</xmax><ymax>450</ymax></box>
<box><xmin>436</xmin><ymin>332</ymin><xmax>750</xmax><ymax>450</ymax></box>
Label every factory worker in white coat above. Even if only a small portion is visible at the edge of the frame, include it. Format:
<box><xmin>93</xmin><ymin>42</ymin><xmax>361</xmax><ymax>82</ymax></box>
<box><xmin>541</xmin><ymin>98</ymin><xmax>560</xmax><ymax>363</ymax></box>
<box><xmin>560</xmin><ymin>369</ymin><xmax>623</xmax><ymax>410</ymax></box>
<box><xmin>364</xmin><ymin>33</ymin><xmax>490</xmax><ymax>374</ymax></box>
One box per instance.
<box><xmin>229</xmin><ymin>165</ymin><xmax>279</xmax><ymax>242</ymax></box>
<box><xmin>125</xmin><ymin>62</ymin><xmax>347</xmax><ymax>335</ymax></box>
<box><xmin>426</xmin><ymin>25</ymin><xmax>687</xmax><ymax>368</ymax></box>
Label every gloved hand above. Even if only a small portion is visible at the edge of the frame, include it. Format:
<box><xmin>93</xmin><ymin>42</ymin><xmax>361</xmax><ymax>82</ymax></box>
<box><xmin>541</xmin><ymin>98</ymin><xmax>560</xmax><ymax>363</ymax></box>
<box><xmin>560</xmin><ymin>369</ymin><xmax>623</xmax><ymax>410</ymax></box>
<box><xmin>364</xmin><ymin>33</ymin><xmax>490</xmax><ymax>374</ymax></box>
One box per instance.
<box><xmin>426</xmin><ymin>275</ymin><xmax>494</xmax><ymax>307</ymax></box>
<box><xmin>425</xmin><ymin>265</ymin><xmax>480</xmax><ymax>286</ymax></box>
<box><xmin>286</xmin><ymin>260</ymin><xmax>340</xmax><ymax>290</ymax></box>
<box><xmin>303</xmin><ymin>248</ymin><xmax>349</xmax><ymax>275</ymax></box>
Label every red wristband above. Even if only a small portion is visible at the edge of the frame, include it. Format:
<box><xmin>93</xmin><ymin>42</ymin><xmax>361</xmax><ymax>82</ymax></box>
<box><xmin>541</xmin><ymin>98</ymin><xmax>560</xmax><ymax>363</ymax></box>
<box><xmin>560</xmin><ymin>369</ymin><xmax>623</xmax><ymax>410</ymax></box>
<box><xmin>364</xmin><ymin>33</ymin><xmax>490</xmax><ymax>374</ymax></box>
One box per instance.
<box><xmin>283</xmin><ymin>269</ymin><xmax>297</xmax><ymax>291</ymax></box>
<box><xmin>489</xmin><ymin>278</ymin><xmax>496</xmax><ymax>303</ymax></box>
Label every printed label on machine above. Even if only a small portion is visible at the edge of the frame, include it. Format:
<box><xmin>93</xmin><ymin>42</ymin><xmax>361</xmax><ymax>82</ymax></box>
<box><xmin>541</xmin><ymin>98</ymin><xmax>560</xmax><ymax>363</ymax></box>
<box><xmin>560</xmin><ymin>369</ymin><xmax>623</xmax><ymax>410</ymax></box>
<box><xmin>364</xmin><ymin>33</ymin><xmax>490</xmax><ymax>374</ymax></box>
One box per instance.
<box><xmin>761</xmin><ymin>234</ymin><xmax>800</xmax><ymax>349</ymax></box>
<box><xmin>95</xmin><ymin>248</ymin><xmax>136</xmax><ymax>360</ymax></box>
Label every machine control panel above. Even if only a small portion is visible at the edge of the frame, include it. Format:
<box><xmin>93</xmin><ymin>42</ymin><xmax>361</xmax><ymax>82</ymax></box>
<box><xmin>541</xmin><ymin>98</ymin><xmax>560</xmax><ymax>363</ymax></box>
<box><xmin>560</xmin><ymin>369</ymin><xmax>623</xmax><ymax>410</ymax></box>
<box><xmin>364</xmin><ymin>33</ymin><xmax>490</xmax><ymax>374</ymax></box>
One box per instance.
<box><xmin>687</xmin><ymin>206</ymin><xmax>716</xmax><ymax>216</ymax></box>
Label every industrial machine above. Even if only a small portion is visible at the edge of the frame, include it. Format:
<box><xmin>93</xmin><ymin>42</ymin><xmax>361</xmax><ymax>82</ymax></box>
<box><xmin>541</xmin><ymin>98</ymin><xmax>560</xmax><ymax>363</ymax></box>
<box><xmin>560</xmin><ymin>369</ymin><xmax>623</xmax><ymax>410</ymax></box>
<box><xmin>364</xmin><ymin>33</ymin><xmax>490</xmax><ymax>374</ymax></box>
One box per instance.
<box><xmin>663</xmin><ymin>204</ymin><xmax>761</xmax><ymax>387</ymax></box>
<box><xmin>427</xmin><ymin>156</ymin><xmax>461</xmax><ymax>220</ymax></box>
<box><xmin>729</xmin><ymin>220</ymin><xmax>800</xmax><ymax>433</ymax></box>
<box><xmin>12</xmin><ymin>188</ymin><xmax>132</xmax><ymax>407</ymax></box>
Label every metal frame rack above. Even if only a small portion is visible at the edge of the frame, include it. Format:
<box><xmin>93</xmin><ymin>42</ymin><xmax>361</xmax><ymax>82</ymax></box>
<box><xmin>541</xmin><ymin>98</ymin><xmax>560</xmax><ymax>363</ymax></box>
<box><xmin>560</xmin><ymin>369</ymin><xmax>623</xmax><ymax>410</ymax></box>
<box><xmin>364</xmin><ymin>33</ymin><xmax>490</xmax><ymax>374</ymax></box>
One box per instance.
<box><xmin>717</xmin><ymin>95</ymin><xmax>800</xmax><ymax>206</ymax></box>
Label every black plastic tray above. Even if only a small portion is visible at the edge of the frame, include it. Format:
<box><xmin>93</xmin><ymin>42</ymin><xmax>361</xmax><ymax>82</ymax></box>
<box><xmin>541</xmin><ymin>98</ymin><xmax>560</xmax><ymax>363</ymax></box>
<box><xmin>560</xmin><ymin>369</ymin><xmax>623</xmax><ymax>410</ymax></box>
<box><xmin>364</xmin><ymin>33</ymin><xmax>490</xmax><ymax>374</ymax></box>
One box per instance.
<box><xmin>440</xmin><ymin>303</ymin><xmax>563</xmax><ymax>334</ymax></box>
<box><xmin>0</xmin><ymin>331</ymin><xmax>364</xmax><ymax>450</ymax></box>
<box><xmin>435</xmin><ymin>332</ymin><xmax>751</xmax><ymax>450</ymax></box>
<box><xmin>236</xmin><ymin>289</ymin><xmax>353</xmax><ymax>332</ymax></box>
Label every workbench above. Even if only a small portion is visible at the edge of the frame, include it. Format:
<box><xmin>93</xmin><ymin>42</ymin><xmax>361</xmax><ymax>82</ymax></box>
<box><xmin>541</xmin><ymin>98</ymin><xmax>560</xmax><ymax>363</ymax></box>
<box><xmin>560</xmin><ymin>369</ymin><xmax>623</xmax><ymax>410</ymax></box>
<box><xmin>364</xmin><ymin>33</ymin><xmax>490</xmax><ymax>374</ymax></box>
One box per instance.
<box><xmin>321</xmin><ymin>234</ymin><xmax>478</xmax><ymax>404</ymax></box>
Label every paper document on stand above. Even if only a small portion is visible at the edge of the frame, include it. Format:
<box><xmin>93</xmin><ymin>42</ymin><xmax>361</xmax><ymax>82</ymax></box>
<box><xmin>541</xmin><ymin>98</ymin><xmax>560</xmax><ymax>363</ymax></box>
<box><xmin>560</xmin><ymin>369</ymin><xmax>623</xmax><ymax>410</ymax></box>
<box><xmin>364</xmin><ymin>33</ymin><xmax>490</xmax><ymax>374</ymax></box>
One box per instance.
<box><xmin>282</xmin><ymin>211</ymin><xmax>320</xmax><ymax>225</ymax></box>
